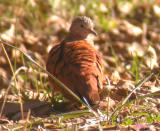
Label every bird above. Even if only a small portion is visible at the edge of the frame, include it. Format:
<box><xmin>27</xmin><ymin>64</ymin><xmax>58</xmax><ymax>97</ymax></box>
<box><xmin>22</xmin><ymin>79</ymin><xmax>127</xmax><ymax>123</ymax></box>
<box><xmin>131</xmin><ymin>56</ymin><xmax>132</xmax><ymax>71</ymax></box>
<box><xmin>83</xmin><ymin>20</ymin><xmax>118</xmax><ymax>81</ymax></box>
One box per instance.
<box><xmin>46</xmin><ymin>16</ymin><xmax>104</xmax><ymax>107</ymax></box>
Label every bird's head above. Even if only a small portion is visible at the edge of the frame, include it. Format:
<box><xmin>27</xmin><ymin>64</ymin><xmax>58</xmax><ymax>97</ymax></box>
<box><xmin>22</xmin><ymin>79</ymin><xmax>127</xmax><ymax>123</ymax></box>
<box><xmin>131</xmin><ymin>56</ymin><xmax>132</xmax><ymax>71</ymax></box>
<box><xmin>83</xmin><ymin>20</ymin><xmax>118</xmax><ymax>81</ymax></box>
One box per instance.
<box><xmin>69</xmin><ymin>16</ymin><xmax>97</xmax><ymax>39</ymax></box>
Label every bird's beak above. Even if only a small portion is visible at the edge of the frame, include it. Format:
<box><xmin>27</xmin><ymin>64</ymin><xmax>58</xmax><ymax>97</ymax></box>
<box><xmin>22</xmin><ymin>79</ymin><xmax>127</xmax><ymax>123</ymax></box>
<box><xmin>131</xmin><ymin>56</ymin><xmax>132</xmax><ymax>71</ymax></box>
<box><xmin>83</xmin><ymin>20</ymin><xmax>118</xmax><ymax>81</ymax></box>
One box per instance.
<box><xmin>89</xmin><ymin>29</ymin><xmax>97</xmax><ymax>36</ymax></box>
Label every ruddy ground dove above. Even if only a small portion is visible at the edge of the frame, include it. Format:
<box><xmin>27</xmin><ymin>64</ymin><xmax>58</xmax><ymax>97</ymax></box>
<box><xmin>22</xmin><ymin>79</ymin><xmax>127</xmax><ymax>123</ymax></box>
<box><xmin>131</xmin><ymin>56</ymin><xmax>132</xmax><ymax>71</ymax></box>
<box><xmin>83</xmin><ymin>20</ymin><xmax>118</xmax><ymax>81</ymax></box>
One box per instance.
<box><xmin>46</xmin><ymin>16</ymin><xmax>104</xmax><ymax>106</ymax></box>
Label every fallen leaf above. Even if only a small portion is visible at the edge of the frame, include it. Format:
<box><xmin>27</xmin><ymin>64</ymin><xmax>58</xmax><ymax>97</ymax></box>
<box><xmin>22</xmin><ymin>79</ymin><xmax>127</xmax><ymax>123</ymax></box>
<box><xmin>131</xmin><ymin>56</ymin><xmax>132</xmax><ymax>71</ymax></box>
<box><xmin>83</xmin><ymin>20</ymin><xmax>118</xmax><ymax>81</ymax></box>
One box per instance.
<box><xmin>145</xmin><ymin>46</ymin><xmax>158</xmax><ymax>69</ymax></box>
<box><xmin>0</xmin><ymin>24</ymin><xmax>15</xmax><ymax>42</ymax></box>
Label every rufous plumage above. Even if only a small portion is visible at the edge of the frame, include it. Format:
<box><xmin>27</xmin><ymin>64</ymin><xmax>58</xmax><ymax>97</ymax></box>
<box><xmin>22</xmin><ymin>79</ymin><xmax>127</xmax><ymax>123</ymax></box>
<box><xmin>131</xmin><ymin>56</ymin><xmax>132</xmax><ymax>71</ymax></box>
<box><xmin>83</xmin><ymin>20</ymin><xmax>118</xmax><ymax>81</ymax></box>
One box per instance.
<box><xmin>46</xmin><ymin>16</ymin><xmax>104</xmax><ymax>106</ymax></box>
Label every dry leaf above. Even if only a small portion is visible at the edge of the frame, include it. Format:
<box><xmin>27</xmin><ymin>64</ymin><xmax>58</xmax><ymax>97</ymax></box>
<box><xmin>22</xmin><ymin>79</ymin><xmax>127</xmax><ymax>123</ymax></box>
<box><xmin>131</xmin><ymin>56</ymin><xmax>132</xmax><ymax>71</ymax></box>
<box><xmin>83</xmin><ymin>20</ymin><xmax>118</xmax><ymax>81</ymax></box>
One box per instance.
<box><xmin>111</xmin><ymin>70</ymin><xmax>120</xmax><ymax>84</ymax></box>
<box><xmin>0</xmin><ymin>24</ymin><xmax>15</xmax><ymax>42</ymax></box>
<box><xmin>122</xmin><ymin>21</ymin><xmax>142</xmax><ymax>37</ymax></box>
<box><xmin>145</xmin><ymin>46</ymin><xmax>158</xmax><ymax>69</ymax></box>
<box><xmin>153</xmin><ymin>5</ymin><xmax>160</xmax><ymax>17</ymax></box>
<box><xmin>127</xmin><ymin>42</ymin><xmax>144</xmax><ymax>57</ymax></box>
<box><xmin>79</xmin><ymin>5</ymin><xmax>86</xmax><ymax>14</ymax></box>
<box><xmin>99</xmin><ymin>3</ymin><xmax>108</xmax><ymax>13</ymax></box>
<box><xmin>118</xmin><ymin>2</ymin><xmax>133</xmax><ymax>15</ymax></box>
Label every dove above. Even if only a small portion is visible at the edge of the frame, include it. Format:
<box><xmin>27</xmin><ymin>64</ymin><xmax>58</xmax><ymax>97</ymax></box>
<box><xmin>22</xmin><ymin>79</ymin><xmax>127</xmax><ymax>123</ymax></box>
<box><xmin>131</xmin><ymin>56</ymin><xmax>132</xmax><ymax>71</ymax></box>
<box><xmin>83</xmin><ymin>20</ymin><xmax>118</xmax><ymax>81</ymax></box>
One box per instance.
<box><xmin>46</xmin><ymin>16</ymin><xmax>104</xmax><ymax>106</ymax></box>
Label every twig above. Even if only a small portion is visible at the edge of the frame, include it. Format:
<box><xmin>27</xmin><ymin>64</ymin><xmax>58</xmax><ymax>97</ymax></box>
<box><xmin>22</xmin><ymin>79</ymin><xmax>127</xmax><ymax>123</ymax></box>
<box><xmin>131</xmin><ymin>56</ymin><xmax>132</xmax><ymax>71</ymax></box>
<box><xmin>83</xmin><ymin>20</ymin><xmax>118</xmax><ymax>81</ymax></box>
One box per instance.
<box><xmin>108</xmin><ymin>71</ymin><xmax>155</xmax><ymax>121</ymax></box>
<box><xmin>0</xmin><ymin>42</ymin><xmax>24</xmax><ymax>119</ymax></box>
<box><xmin>24</xmin><ymin>109</ymin><xmax>31</xmax><ymax>131</ymax></box>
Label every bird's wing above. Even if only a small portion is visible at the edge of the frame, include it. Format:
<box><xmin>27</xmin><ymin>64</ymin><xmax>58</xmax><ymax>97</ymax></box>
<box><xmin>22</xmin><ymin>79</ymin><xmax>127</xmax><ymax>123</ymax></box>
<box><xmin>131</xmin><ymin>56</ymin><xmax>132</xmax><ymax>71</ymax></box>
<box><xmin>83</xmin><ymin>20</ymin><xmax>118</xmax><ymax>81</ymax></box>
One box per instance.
<box><xmin>62</xmin><ymin>40</ymin><xmax>104</xmax><ymax>104</ymax></box>
<box><xmin>46</xmin><ymin>43</ymin><xmax>65</xmax><ymax>75</ymax></box>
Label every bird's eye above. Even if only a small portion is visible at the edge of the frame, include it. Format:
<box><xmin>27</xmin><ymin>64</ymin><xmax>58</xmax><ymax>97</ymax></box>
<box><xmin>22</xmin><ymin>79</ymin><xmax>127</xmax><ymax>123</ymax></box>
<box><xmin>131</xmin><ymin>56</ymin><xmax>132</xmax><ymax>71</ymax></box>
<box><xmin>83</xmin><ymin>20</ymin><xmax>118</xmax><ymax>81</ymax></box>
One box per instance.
<box><xmin>80</xmin><ymin>24</ymin><xmax>84</xmax><ymax>28</ymax></box>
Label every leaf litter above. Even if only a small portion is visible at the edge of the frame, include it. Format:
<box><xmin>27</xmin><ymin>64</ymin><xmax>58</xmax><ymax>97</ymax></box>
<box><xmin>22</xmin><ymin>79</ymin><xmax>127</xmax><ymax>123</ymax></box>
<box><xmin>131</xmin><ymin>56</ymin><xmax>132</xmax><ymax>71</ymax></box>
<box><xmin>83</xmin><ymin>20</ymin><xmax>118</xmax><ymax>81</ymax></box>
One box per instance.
<box><xmin>0</xmin><ymin>0</ymin><xmax>160</xmax><ymax>130</ymax></box>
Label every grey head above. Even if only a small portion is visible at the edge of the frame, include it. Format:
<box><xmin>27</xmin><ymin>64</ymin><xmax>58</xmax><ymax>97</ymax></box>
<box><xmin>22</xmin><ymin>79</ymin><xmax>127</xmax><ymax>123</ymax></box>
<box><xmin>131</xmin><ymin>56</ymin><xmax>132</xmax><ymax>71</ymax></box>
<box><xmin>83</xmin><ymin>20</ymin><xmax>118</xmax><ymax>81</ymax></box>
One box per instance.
<box><xmin>67</xmin><ymin>16</ymin><xmax>97</xmax><ymax>40</ymax></box>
